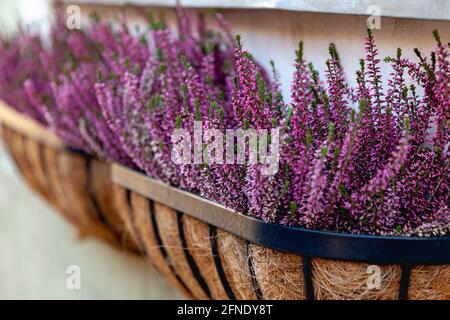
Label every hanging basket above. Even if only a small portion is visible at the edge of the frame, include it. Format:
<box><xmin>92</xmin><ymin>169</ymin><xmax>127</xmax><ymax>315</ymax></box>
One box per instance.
<box><xmin>0</xmin><ymin>102</ymin><xmax>139</xmax><ymax>252</ymax></box>
<box><xmin>111</xmin><ymin>163</ymin><xmax>450</xmax><ymax>300</ymax></box>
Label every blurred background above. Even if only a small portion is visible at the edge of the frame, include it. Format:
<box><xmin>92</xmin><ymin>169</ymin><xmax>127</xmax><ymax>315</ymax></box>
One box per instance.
<box><xmin>0</xmin><ymin>0</ymin><xmax>449</xmax><ymax>299</ymax></box>
<box><xmin>0</xmin><ymin>0</ymin><xmax>183</xmax><ymax>300</ymax></box>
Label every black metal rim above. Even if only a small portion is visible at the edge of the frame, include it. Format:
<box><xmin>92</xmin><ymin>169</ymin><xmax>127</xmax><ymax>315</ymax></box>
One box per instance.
<box><xmin>112</xmin><ymin>164</ymin><xmax>450</xmax><ymax>265</ymax></box>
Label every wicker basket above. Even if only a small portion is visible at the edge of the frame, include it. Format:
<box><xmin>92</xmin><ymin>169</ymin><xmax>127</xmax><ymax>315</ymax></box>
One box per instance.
<box><xmin>111</xmin><ymin>163</ymin><xmax>450</xmax><ymax>300</ymax></box>
<box><xmin>0</xmin><ymin>102</ymin><xmax>138</xmax><ymax>252</ymax></box>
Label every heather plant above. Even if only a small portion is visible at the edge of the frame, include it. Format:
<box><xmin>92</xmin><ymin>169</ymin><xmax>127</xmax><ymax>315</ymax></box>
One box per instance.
<box><xmin>0</xmin><ymin>31</ymin><xmax>47</xmax><ymax>123</ymax></box>
<box><xmin>0</xmin><ymin>4</ymin><xmax>107</xmax><ymax>154</ymax></box>
<box><xmin>278</xmin><ymin>29</ymin><xmax>449</xmax><ymax>236</ymax></box>
<box><xmin>95</xmin><ymin>8</ymin><xmax>240</xmax><ymax>188</ymax></box>
<box><xmin>186</xmin><ymin>29</ymin><xmax>448</xmax><ymax>236</ymax></box>
<box><xmin>0</xmin><ymin>5</ymin><xmax>447</xmax><ymax>237</ymax></box>
<box><xmin>23</xmin><ymin>3</ymin><xmax>97</xmax><ymax>151</ymax></box>
<box><xmin>49</xmin><ymin>12</ymin><xmax>148</xmax><ymax>164</ymax></box>
<box><xmin>232</xmin><ymin>36</ymin><xmax>287</xmax><ymax>220</ymax></box>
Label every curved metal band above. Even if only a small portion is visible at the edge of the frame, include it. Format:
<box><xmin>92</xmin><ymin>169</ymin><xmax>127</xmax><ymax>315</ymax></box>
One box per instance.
<box><xmin>111</xmin><ymin>164</ymin><xmax>450</xmax><ymax>265</ymax></box>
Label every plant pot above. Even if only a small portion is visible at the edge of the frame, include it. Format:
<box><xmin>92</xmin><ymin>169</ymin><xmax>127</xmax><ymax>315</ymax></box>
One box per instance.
<box><xmin>0</xmin><ymin>102</ymin><xmax>139</xmax><ymax>252</ymax></box>
<box><xmin>111</xmin><ymin>163</ymin><xmax>450</xmax><ymax>300</ymax></box>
